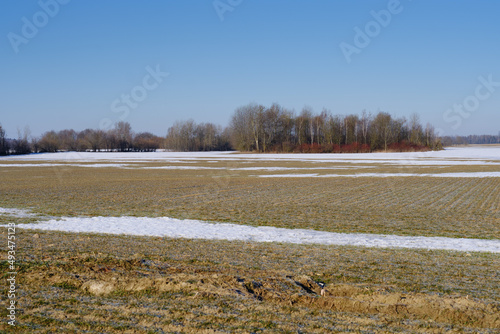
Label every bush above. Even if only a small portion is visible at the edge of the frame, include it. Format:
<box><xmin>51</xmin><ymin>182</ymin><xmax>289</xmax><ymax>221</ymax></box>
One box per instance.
<box><xmin>387</xmin><ymin>141</ymin><xmax>429</xmax><ymax>152</ymax></box>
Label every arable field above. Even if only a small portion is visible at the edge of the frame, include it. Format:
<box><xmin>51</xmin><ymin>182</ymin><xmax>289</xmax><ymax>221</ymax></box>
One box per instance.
<box><xmin>1</xmin><ymin>146</ymin><xmax>499</xmax><ymax>333</ymax></box>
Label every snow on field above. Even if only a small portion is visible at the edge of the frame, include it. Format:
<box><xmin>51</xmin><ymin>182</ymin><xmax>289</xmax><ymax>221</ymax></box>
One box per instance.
<box><xmin>259</xmin><ymin>172</ymin><xmax>500</xmax><ymax>178</ymax></box>
<box><xmin>0</xmin><ymin>207</ymin><xmax>38</xmax><ymax>218</ymax></box>
<box><xmin>144</xmin><ymin>166</ymin><xmax>370</xmax><ymax>171</ymax></box>
<box><xmin>0</xmin><ymin>164</ymin><xmax>372</xmax><ymax>171</ymax></box>
<box><xmin>0</xmin><ymin>146</ymin><xmax>499</xmax><ymax>165</ymax></box>
<box><xmin>232</xmin><ymin>166</ymin><xmax>370</xmax><ymax>171</ymax></box>
<box><xmin>230</xmin><ymin>146</ymin><xmax>500</xmax><ymax>162</ymax></box>
<box><xmin>1</xmin><ymin>147</ymin><xmax>498</xmax><ymax>178</ymax></box>
<box><xmin>1</xmin><ymin>147</ymin><xmax>498</xmax><ymax>252</ymax></box>
<box><xmin>143</xmin><ymin>166</ymin><xmax>226</xmax><ymax>170</ymax></box>
<box><xmin>8</xmin><ymin>215</ymin><xmax>500</xmax><ymax>253</ymax></box>
<box><xmin>0</xmin><ymin>163</ymin><xmax>129</xmax><ymax>168</ymax></box>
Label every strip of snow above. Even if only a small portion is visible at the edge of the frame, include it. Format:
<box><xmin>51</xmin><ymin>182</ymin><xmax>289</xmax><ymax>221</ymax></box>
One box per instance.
<box><xmin>143</xmin><ymin>166</ymin><xmax>226</xmax><ymax>170</ymax></box>
<box><xmin>258</xmin><ymin>172</ymin><xmax>500</xmax><ymax>178</ymax></box>
<box><xmin>0</xmin><ymin>163</ymin><xmax>68</xmax><ymax>167</ymax></box>
<box><xmin>0</xmin><ymin>164</ymin><xmax>374</xmax><ymax>170</ymax></box>
<box><xmin>230</xmin><ymin>166</ymin><xmax>370</xmax><ymax>171</ymax></box>
<box><xmin>1</xmin><ymin>147</ymin><xmax>499</xmax><ymax>164</ymax></box>
<box><xmin>258</xmin><ymin>173</ymin><xmax>323</xmax><ymax>178</ymax></box>
<box><xmin>9</xmin><ymin>216</ymin><xmax>500</xmax><ymax>253</ymax></box>
<box><xmin>0</xmin><ymin>163</ymin><xmax>129</xmax><ymax>168</ymax></box>
<box><xmin>0</xmin><ymin>208</ymin><xmax>38</xmax><ymax>218</ymax></box>
<box><xmin>74</xmin><ymin>163</ymin><xmax>129</xmax><ymax>168</ymax></box>
<box><xmin>429</xmin><ymin>172</ymin><xmax>500</xmax><ymax>178</ymax></box>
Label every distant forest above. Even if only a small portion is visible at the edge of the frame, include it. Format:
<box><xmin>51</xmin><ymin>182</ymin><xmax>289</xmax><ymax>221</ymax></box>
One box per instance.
<box><xmin>441</xmin><ymin>134</ymin><xmax>500</xmax><ymax>146</ymax></box>
<box><xmin>1</xmin><ymin>103</ymin><xmax>498</xmax><ymax>155</ymax></box>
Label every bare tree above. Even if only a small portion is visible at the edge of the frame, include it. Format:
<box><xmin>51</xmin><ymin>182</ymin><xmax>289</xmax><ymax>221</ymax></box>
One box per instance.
<box><xmin>230</xmin><ymin>104</ymin><xmax>255</xmax><ymax>151</ymax></box>
<box><xmin>425</xmin><ymin>123</ymin><xmax>437</xmax><ymax>149</ymax></box>
<box><xmin>360</xmin><ymin>110</ymin><xmax>370</xmax><ymax>145</ymax></box>
<box><xmin>314</xmin><ymin>110</ymin><xmax>328</xmax><ymax>145</ymax></box>
<box><xmin>39</xmin><ymin>131</ymin><xmax>60</xmax><ymax>152</ymax></box>
<box><xmin>296</xmin><ymin>107</ymin><xmax>313</xmax><ymax>145</ymax></box>
<box><xmin>58</xmin><ymin>129</ymin><xmax>78</xmax><ymax>151</ymax></box>
<box><xmin>114</xmin><ymin>121</ymin><xmax>133</xmax><ymax>152</ymax></box>
<box><xmin>229</xmin><ymin>103</ymin><xmax>265</xmax><ymax>151</ymax></box>
<box><xmin>84</xmin><ymin>129</ymin><xmax>105</xmax><ymax>152</ymax></box>
<box><xmin>344</xmin><ymin>114</ymin><xmax>359</xmax><ymax>145</ymax></box>
<box><xmin>0</xmin><ymin>124</ymin><xmax>9</xmax><ymax>155</ymax></box>
<box><xmin>409</xmin><ymin>113</ymin><xmax>423</xmax><ymax>145</ymax></box>
<box><xmin>134</xmin><ymin>132</ymin><xmax>161</xmax><ymax>152</ymax></box>
<box><xmin>13</xmin><ymin>126</ymin><xmax>32</xmax><ymax>155</ymax></box>
<box><xmin>371</xmin><ymin>112</ymin><xmax>393</xmax><ymax>151</ymax></box>
<box><xmin>327</xmin><ymin>114</ymin><xmax>342</xmax><ymax>146</ymax></box>
<box><xmin>166</xmin><ymin>120</ymin><xmax>230</xmax><ymax>151</ymax></box>
<box><xmin>0</xmin><ymin>124</ymin><xmax>10</xmax><ymax>155</ymax></box>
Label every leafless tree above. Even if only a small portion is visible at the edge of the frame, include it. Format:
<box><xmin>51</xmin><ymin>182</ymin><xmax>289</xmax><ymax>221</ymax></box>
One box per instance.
<box><xmin>166</xmin><ymin>120</ymin><xmax>230</xmax><ymax>151</ymax></box>
<box><xmin>12</xmin><ymin>126</ymin><xmax>31</xmax><ymax>155</ymax></box>
<box><xmin>0</xmin><ymin>124</ymin><xmax>9</xmax><ymax>155</ymax></box>
<box><xmin>360</xmin><ymin>110</ymin><xmax>370</xmax><ymax>145</ymax></box>
<box><xmin>409</xmin><ymin>113</ymin><xmax>423</xmax><ymax>145</ymax></box>
<box><xmin>371</xmin><ymin>112</ymin><xmax>393</xmax><ymax>151</ymax></box>
<box><xmin>344</xmin><ymin>114</ymin><xmax>359</xmax><ymax>145</ymax></box>
<box><xmin>134</xmin><ymin>132</ymin><xmax>161</xmax><ymax>152</ymax></box>
<box><xmin>114</xmin><ymin>121</ymin><xmax>133</xmax><ymax>152</ymax></box>
<box><xmin>38</xmin><ymin>131</ymin><xmax>60</xmax><ymax>152</ymax></box>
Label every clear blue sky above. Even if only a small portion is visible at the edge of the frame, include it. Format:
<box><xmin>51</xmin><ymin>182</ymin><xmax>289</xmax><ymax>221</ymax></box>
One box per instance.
<box><xmin>1</xmin><ymin>0</ymin><xmax>499</xmax><ymax>137</ymax></box>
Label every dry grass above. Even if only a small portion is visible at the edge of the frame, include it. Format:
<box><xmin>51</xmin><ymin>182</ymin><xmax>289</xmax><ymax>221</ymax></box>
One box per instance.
<box><xmin>0</xmin><ymin>161</ymin><xmax>498</xmax><ymax>239</ymax></box>
<box><xmin>0</xmin><ymin>155</ymin><xmax>499</xmax><ymax>332</ymax></box>
<box><xmin>1</xmin><ymin>229</ymin><xmax>499</xmax><ymax>333</ymax></box>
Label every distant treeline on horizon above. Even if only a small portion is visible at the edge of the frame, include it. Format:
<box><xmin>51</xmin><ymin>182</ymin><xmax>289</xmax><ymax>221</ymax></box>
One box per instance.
<box><xmin>1</xmin><ymin>103</ymin><xmax>498</xmax><ymax>155</ymax></box>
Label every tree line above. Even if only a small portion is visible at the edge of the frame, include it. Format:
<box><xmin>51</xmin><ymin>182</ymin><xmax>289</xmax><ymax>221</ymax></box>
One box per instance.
<box><xmin>441</xmin><ymin>134</ymin><xmax>499</xmax><ymax>146</ymax></box>
<box><xmin>0</xmin><ymin>122</ymin><xmax>164</xmax><ymax>155</ymax></box>
<box><xmin>164</xmin><ymin>120</ymin><xmax>231</xmax><ymax>151</ymax></box>
<box><xmin>7</xmin><ymin>101</ymin><xmax>486</xmax><ymax>155</ymax></box>
<box><xmin>228</xmin><ymin>103</ymin><xmax>442</xmax><ymax>153</ymax></box>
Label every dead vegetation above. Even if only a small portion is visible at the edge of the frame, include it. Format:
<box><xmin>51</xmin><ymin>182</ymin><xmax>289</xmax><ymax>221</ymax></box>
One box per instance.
<box><xmin>0</xmin><ymin>156</ymin><xmax>499</xmax><ymax>332</ymax></box>
<box><xmin>0</xmin><ymin>161</ymin><xmax>499</xmax><ymax>239</ymax></box>
<box><xmin>1</xmin><ymin>229</ymin><xmax>499</xmax><ymax>333</ymax></box>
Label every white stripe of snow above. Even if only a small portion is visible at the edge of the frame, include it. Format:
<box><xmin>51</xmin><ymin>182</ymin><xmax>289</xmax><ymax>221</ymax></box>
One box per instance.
<box><xmin>258</xmin><ymin>172</ymin><xmax>500</xmax><ymax>178</ymax></box>
<box><xmin>0</xmin><ymin>163</ymin><xmax>129</xmax><ymax>168</ymax></box>
<box><xmin>231</xmin><ymin>166</ymin><xmax>368</xmax><ymax>171</ymax></box>
<box><xmin>142</xmin><ymin>166</ymin><xmax>226</xmax><ymax>170</ymax></box>
<box><xmin>258</xmin><ymin>173</ymin><xmax>321</xmax><ymax>178</ymax></box>
<box><xmin>0</xmin><ymin>208</ymin><xmax>38</xmax><ymax>218</ymax></box>
<box><xmin>11</xmin><ymin>216</ymin><xmax>500</xmax><ymax>253</ymax></box>
<box><xmin>1</xmin><ymin>147</ymin><xmax>499</xmax><ymax>164</ymax></box>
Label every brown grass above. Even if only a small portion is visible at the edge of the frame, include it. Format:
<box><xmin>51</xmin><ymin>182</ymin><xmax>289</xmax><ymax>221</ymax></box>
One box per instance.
<box><xmin>0</xmin><ymin>161</ymin><xmax>498</xmax><ymax>238</ymax></box>
<box><xmin>1</xmin><ymin>229</ymin><xmax>499</xmax><ymax>333</ymax></box>
<box><xmin>0</xmin><ymin>155</ymin><xmax>499</xmax><ymax>332</ymax></box>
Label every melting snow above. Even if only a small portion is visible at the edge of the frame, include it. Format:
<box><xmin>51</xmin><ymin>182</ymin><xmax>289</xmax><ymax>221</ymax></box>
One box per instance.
<box><xmin>0</xmin><ymin>207</ymin><xmax>38</xmax><ymax>218</ymax></box>
<box><xmin>258</xmin><ymin>172</ymin><xmax>500</xmax><ymax>178</ymax></box>
<box><xmin>7</xmin><ymin>215</ymin><xmax>500</xmax><ymax>253</ymax></box>
<box><xmin>1</xmin><ymin>146</ymin><xmax>499</xmax><ymax>165</ymax></box>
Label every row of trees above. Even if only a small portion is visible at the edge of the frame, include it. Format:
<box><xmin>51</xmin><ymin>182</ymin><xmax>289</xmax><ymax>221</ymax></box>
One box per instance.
<box><xmin>0</xmin><ymin>126</ymin><xmax>32</xmax><ymax>155</ymax></box>
<box><xmin>229</xmin><ymin>103</ymin><xmax>441</xmax><ymax>152</ymax></box>
<box><xmin>2</xmin><ymin>103</ymin><xmax>458</xmax><ymax>155</ymax></box>
<box><xmin>441</xmin><ymin>134</ymin><xmax>499</xmax><ymax>146</ymax></box>
<box><xmin>0</xmin><ymin>122</ymin><xmax>164</xmax><ymax>155</ymax></box>
<box><xmin>164</xmin><ymin>120</ymin><xmax>231</xmax><ymax>151</ymax></box>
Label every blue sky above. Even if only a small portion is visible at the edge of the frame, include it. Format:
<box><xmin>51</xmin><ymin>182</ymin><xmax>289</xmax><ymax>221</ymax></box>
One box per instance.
<box><xmin>1</xmin><ymin>0</ymin><xmax>499</xmax><ymax>137</ymax></box>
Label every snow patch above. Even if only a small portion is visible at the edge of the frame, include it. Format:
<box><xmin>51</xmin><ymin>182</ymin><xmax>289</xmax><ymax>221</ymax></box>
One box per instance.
<box><xmin>143</xmin><ymin>166</ymin><xmax>226</xmax><ymax>170</ymax></box>
<box><xmin>231</xmin><ymin>166</ymin><xmax>369</xmax><ymax>171</ymax></box>
<box><xmin>0</xmin><ymin>163</ymin><xmax>129</xmax><ymax>168</ymax></box>
<box><xmin>0</xmin><ymin>208</ymin><xmax>38</xmax><ymax>218</ymax></box>
<box><xmin>1</xmin><ymin>147</ymin><xmax>499</xmax><ymax>165</ymax></box>
<box><xmin>10</xmin><ymin>215</ymin><xmax>500</xmax><ymax>253</ymax></box>
<box><xmin>258</xmin><ymin>172</ymin><xmax>500</xmax><ymax>178</ymax></box>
